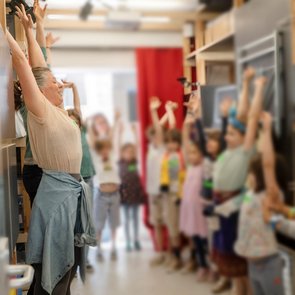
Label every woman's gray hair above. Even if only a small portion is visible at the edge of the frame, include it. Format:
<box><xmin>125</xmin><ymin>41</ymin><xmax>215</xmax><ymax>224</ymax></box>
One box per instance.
<box><xmin>32</xmin><ymin>67</ymin><xmax>51</xmax><ymax>88</ymax></box>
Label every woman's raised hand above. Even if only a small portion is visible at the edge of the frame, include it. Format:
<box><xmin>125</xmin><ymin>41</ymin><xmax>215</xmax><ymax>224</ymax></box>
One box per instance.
<box><xmin>61</xmin><ymin>80</ymin><xmax>74</xmax><ymax>89</ymax></box>
<box><xmin>34</xmin><ymin>0</ymin><xmax>48</xmax><ymax>23</ymax></box>
<box><xmin>15</xmin><ymin>4</ymin><xmax>33</xmax><ymax>31</ymax></box>
<box><xmin>46</xmin><ymin>33</ymin><xmax>60</xmax><ymax>48</ymax></box>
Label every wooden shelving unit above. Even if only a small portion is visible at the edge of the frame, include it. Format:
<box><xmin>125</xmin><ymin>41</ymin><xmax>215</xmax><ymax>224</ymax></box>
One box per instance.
<box><xmin>182</xmin><ymin>0</ymin><xmax>247</xmax><ymax>87</ymax></box>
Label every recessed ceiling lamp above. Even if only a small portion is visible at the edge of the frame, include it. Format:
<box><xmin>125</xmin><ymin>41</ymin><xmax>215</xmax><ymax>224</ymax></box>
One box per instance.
<box><xmin>47</xmin><ymin>14</ymin><xmax>106</xmax><ymax>21</ymax></box>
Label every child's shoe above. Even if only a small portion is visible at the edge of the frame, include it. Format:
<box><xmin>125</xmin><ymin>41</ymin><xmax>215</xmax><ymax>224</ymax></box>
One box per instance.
<box><xmin>134</xmin><ymin>241</ymin><xmax>141</xmax><ymax>251</ymax></box>
<box><xmin>167</xmin><ymin>258</ymin><xmax>182</xmax><ymax>273</ymax></box>
<box><xmin>196</xmin><ymin>268</ymin><xmax>209</xmax><ymax>282</ymax></box>
<box><xmin>207</xmin><ymin>270</ymin><xmax>218</xmax><ymax>283</ymax></box>
<box><xmin>164</xmin><ymin>253</ymin><xmax>174</xmax><ymax>267</ymax></box>
<box><xmin>211</xmin><ymin>276</ymin><xmax>231</xmax><ymax>294</ymax></box>
<box><xmin>181</xmin><ymin>260</ymin><xmax>197</xmax><ymax>274</ymax></box>
<box><xmin>150</xmin><ymin>254</ymin><xmax>165</xmax><ymax>267</ymax></box>
<box><xmin>111</xmin><ymin>249</ymin><xmax>118</xmax><ymax>261</ymax></box>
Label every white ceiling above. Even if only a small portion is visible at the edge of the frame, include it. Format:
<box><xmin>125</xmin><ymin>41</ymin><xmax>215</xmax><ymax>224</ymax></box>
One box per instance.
<box><xmin>44</xmin><ymin>0</ymin><xmax>201</xmax><ymax>11</ymax></box>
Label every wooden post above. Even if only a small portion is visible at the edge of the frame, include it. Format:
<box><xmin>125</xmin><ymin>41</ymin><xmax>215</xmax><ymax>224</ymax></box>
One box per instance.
<box><xmin>0</xmin><ymin>0</ymin><xmax>6</xmax><ymax>31</ymax></box>
<box><xmin>195</xmin><ymin>20</ymin><xmax>205</xmax><ymax>50</ymax></box>
<box><xmin>292</xmin><ymin>0</ymin><xmax>295</xmax><ymax>64</ymax></box>
<box><xmin>196</xmin><ymin>57</ymin><xmax>206</xmax><ymax>85</ymax></box>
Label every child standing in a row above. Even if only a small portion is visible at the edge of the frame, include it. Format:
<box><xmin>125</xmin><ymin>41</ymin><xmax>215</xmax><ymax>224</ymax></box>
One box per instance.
<box><xmin>119</xmin><ymin>123</ymin><xmax>145</xmax><ymax>252</ymax></box>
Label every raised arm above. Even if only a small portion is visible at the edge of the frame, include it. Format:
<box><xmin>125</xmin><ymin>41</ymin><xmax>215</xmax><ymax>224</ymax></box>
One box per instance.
<box><xmin>6</xmin><ymin>30</ymin><xmax>46</xmax><ymax>117</ymax></box>
<box><xmin>219</xmin><ymin>97</ymin><xmax>232</xmax><ymax>151</ymax></box>
<box><xmin>237</xmin><ymin>67</ymin><xmax>255</xmax><ymax>123</ymax></box>
<box><xmin>131</xmin><ymin>123</ymin><xmax>139</xmax><ymax>154</ymax></box>
<box><xmin>16</xmin><ymin>4</ymin><xmax>47</xmax><ymax>68</ymax></box>
<box><xmin>34</xmin><ymin>0</ymin><xmax>47</xmax><ymax>54</ymax></box>
<box><xmin>149</xmin><ymin>97</ymin><xmax>165</xmax><ymax>145</ymax></box>
<box><xmin>184</xmin><ymin>94</ymin><xmax>206</xmax><ymax>154</ymax></box>
<box><xmin>165</xmin><ymin>101</ymin><xmax>178</xmax><ymax>129</ymax></box>
<box><xmin>243</xmin><ymin>76</ymin><xmax>267</xmax><ymax>151</ymax></box>
<box><xmin>261</xmin><ymin>112</ymin><xmax>280</xmax><ymax>203</ymax></box>
<box><xmin>62</xmin><ymin>81</ymin><xmax>82</xmax><ymax>117</ymax></box>
<box><xmin>45</xmin><ymin>33</ymin><xmax>60</xmax><ymax>68</ymax></box>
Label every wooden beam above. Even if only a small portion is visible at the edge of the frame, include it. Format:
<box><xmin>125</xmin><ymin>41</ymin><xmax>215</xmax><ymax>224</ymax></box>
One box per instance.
<box><xmin>196</xmin><ymin>57</ymin><xmax>206</xmax><ymax>85</ymax></box>
<box><xmin>46</xmin><ymin>8</ymin><xmax>219</xmax><ymax>22</ymax></box>
<box><xmin>195</xmin><ymin>20</ymin><xmax>205</xmax><ymax>49</ymax></box>
<box><xmin>0</xmin><ymin>0</ymin><xmax>6</xmax><ymax>31</ymax></box>
<box><xmin>44</xmin><ymin>19</ymin><xmax>182</xmax><ymax>32</ymax></box>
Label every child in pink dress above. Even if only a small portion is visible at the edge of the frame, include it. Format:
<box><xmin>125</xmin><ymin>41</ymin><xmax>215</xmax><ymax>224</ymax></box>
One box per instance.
<box><xmin>179</xmin><ymin>109</ymin><xmax>208</xmax><ymax>281</ymax></box>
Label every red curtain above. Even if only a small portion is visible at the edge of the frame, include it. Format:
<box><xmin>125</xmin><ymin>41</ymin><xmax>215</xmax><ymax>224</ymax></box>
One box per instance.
<box><xmin>136</xmin><ymin>48</ymin><xmax>184</xmax><ymax>249</ymax></box>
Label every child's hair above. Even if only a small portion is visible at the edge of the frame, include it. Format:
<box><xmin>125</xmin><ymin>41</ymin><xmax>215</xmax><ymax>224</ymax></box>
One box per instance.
<box><xmin>67</xmin><ymin>109</ymin><xmax>82</xmax><ymax>128</ymax></box>
<box><xmin>121</xmin><ymin>143</ymin><xmax>135</xmax><ymax>153</ymax></box>
<box><xmin>146</xmin><ymin>125</ymin><xmax>156</xmax><ymax>139</ymax></box>
<box><xmin>206</xmin><ymin>129</ymin><xmax>221</xmax><ymax>142</ymax></box>
<box><xmin>249</xmin><ymin>153</ymin><xmax>288</xmax><ymax>193</ymax></box>
<box><xmin>164</xmin><ymin>128</ymin><xmax>182</xmax><ymax>145</ymax></box>
<box><xmin>94</xmin><ymin>139</ymin><xmax>112</xmax><ymax>153</ymax></box>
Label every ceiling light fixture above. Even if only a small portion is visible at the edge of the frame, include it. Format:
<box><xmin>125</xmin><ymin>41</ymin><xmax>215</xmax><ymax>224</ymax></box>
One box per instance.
<box><xmin>141</xmin><ymin>16</ymin><xmax>171</xmax><ymax>23</ymax></box>
<box><xmin>47</xmin><ymin>14</ymin><xmax>106</xmax><ymax>21</ymax></box>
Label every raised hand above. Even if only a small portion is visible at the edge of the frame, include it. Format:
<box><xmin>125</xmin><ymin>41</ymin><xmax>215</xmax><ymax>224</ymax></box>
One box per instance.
<box><xmin>149</xmin><ymin>96</ymin><xmax>161</xmax><ymax>111</ymax></box>
<box><xmin>61</xmin><ymin>80</ymin><xmax>74</xmax><ymax>89</ymax></box>
<box><xmin>220</xmin><ymin>97</ymin><xmax>233</xmax><ymax>117</ymax></box>
<box><xmin>46</xmin><ymin>33</ymin><xmax>60</xmax><ymax>48</ymax></box>
<box><xmin>115</xmin><ymin>109</ymin><xmax>121</xmax><ymax>122</ymax></box>
<box><xmin>243</xmin><ymin>67</ymin><xmax>256</xmax><ymax>81</ymax></box>
<box><xmin>255</xmin><ymin>75</ymin><xmax>267</xmax><ymax>87</ymax></box>
<box><xmin>184</xmin><ymin>93</ymin><xmax>201</xmax><ymax>116</ymax></box>
<box><xmin>15</xmin><ymin>4</ymin><xmax>33</xmax><ymax>31</ymax></box>
<box><xmin>165</xmin><ymin>100</ymin><xmax>178</xmax><ymax>111</ymax></box>
<box><xmin>34</xmin><ymin>0</ymin><xmax>47</xmax><ymax>23</ymax></box>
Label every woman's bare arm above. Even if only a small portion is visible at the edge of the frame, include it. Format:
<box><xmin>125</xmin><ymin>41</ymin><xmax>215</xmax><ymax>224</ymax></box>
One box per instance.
<box><xmin>62</xmin><ymin>81</ymin><xmax>82</xmax><ymax>117</ymax></box>
<box><xmin>16</xmin><ymin>4</ymin><xmax>47</xmax><ymax>68</ymax></box>
<box><xmin>45</xmin><ymin>33</ymin><xmax>60</xmax><ymax>68</ymax></box>
<box><xmin>244</xmin><ymin>76</ymin><xmax>267</xmax><ymax>151</ymax></box>
<box><xmin>6</xmin><ymin>30</ymin><xmax>46</xmax><ymax>117</ymax></box>
<box><xmin>237</xmin><ymin>67</ymin><xmax>255</xmax><ymax>122</ymax></box>
<box><xmin>34</xmin><ymin>0</ymin><xmax>47</xmax><ymax>51</ymax></box>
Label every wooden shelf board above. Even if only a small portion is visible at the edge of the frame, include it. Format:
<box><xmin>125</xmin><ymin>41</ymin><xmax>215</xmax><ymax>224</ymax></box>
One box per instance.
<box><xmin>197</xmin><ymin>32</ymin><xmax>234</xmax><ymax>53</ymax></box>
<box><xmin>186</xmin><ymin>33</ymin><xmax>234</xmax><ymax>62</ymax></box>
<box><xmin>186</xmin><ymin>51</ymin><xmax>197</xmax><ymax>61</ymax></box>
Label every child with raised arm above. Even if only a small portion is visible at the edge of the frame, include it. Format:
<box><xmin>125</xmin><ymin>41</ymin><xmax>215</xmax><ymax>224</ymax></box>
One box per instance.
<box><xmin>179</xmin><ymin>98</ymin><xmax>208</xmax><ymax>281</ymax></box>
<box><xmin>232</xmin><ymin>112</ymin><xmax>286</xmax><ymax>295</ymax></box>
<box><xmin>160</xmin><ymin>101</ymin><xmax>185</xmax><ymax>272</ymax></box>
<box><xmin>92</xmin><ymin>113</ymin><xmax>121</xmax><ymax>262</ymax></box>
<box><xmin>212</xmin><ymin>69</ymin><xmax>265</xmax><ymax>295</ymax></box>
<box><xmin>184</xmin><ymin>93</ymin><xmax>232</xmax><ymax>285</ymax></box>
<box><xmin>147</xmin><ymin>97</ymin><xmax>169</xmax><ymax>266</ymax></box>
<box><xmin>118</xmin><ymin>123</ymin><xmax>145</xmax><ymax>252</ymax></box>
